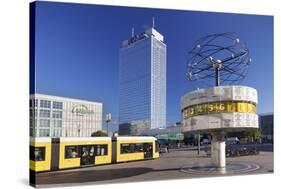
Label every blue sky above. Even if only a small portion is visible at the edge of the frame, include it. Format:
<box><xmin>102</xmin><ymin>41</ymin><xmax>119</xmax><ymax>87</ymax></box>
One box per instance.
<box><xmin>33</xmin><ymin>1</ymin><xmax>273</xmax><ymax>131</ymax></box>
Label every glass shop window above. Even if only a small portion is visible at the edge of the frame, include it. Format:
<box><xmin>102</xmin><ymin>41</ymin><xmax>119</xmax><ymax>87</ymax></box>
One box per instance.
<box><xmin>52</xmin><ymin>111</ymin><xmax>62</xmax><ymax>119</ymax></box>
<box><xmin>39</xmin><ymin>110</ymin><xmax>50</xmax><ymax>118</ymax></box>
<box><xmin>40</xmin><ymin>100</ymin><xmax>51</xmax><ymax>108</ymax></box>
<box><xmin>53</xmin><ymin>101</ymin><xmax>63</xmax><ymax>109</ymax></box>
<box><xmin>39</xmin><ymin>128</ymin><xmax>50</xmax><ymax>136</ymax></box>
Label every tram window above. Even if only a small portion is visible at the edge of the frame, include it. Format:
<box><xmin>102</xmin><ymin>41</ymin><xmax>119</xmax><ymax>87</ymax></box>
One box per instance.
<box><xmin>30</xmin><ymin>146</ymin><xmax>34</xmax><ymax>160</ymax></box>
<box><xmin>121</xmin><ymin>143</ymin><xmax>144</xmax><ymax>153</ymax></box>
<box><xmin>95</xmin><ymin>145</ymin><xmax>108</xmax><ymax>156</ymax></box>
<box><xmin>129</xmin><ymin>144</ymin><xmax>135</xmax><ymax>153</ymax></box>
<box><xmin>30</xmin><ymin>146</ymin><xmax>45</xmax><ymax>161</ymax></box>
<box><xmin>65</xmin><ymin>146</ymin><xmax>79</xmax><ymax>159</ymax></box>
<box><xmin>121</xmin><ymin>144</ymin><xmax>130</xmax><ymax>154</ymax></box>
<box><xmin>89</xmin><ymin>146</ymin><xmax>95</xmax><ymax>156</ymax></box>
<box><xmin>143</xmin><ymin>143</ymin><xmax>153</xmax><ymax>152</ymax></box>
<box><xmin>134</xmin><ymin>143</ymin><xmax>143</xmax><ymax>152</ymax></box>
<box><xmin>81</xmin><ymin>146</ymin><xmax>89</xmax><ymax>157</ymax></box>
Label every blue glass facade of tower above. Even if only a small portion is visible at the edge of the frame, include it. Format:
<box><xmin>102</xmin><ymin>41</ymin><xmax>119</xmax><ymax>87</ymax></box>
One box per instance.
<box><xmin>119</xmin><ymin>28</ymin><xmax>166</xmax><ymax>135</ymax></box>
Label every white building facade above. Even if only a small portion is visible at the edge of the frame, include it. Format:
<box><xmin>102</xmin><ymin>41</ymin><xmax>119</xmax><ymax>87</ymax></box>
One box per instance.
<box><xmin>119</xmin><ymin>27</ymin><xmax>167</xmax><ymax>135</ymax></box>
<box><xmin>30</xmin><ymin>94</ymin><xmax>102</xmax><ymax>137</ymax></box>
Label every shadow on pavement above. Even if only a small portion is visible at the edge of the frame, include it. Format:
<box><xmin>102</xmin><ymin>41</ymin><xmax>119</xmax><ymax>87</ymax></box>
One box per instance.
<box><xmin>36</xmin><ymin>166</ymin><xmax>186</xmax><ymax>186</ymax></box>
<box><xmin>36</xmin><ymin>167</ymin><xmax>153</xmax><ymax>185</ymax></box>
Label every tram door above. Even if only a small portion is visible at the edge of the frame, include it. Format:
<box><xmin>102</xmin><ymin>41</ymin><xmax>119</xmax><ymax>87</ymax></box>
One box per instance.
<box><xmin>51</xmin><ymin>138</ymin><xmax>60</xmax><ymax>171</ymax></box>
<box><xmin>144</xmin><ymin>143</ymin><xmax>153</xmax><ymax>159</ymax></box>
<box><xmin>80</xmin><ymin>145</ymin><xmax>95</xmax><ymax>166</ymax></box>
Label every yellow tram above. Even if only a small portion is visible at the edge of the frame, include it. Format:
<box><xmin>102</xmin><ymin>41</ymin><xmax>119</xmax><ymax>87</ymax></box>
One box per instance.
<box><xmin>30</xmin><ymin>136</ymin><xmax>159</xmax><ymax>172</ymax></box>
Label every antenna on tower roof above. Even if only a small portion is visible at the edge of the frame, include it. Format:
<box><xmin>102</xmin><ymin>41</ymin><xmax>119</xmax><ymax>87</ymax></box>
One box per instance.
<box><xmin>131</xmin><ymin>27</ymin><xmax>134</xmax><ymax>37</ymax></box>
<box><xmin>152</xmin><ymin>16</ymin><xmax>155</xmax><ymax>28</ymax></box>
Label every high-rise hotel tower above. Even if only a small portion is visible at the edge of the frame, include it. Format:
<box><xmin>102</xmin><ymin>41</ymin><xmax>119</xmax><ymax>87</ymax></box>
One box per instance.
<box><xmin>119</xmin><ymin>27</ymin><xmax>166</xmax><ymax>135</ymax></box>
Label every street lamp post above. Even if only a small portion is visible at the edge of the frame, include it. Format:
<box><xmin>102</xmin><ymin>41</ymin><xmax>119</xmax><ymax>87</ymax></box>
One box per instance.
<box><xmin>106</xmin><ymin>113</ymin><xmax>111</xmax><ymax>136</ymax></box>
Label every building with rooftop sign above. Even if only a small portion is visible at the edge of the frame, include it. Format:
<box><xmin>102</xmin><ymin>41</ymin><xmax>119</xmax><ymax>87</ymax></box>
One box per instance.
<box><xmin>119</xmin><ymin>27</ymin><xmax>167</xmax><ymax>135</ymax></box>
<box><xmin>30</xmin><ymin>94</ymin><xmax>102</xmax><ymax>137</ymax></box>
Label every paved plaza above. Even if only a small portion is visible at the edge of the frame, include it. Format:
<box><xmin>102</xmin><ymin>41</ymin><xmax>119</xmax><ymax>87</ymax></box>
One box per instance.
<box><xmin>36</xmin><ymin>144</ymin><xmax>273</xmax><ymax>188</ymax></box>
